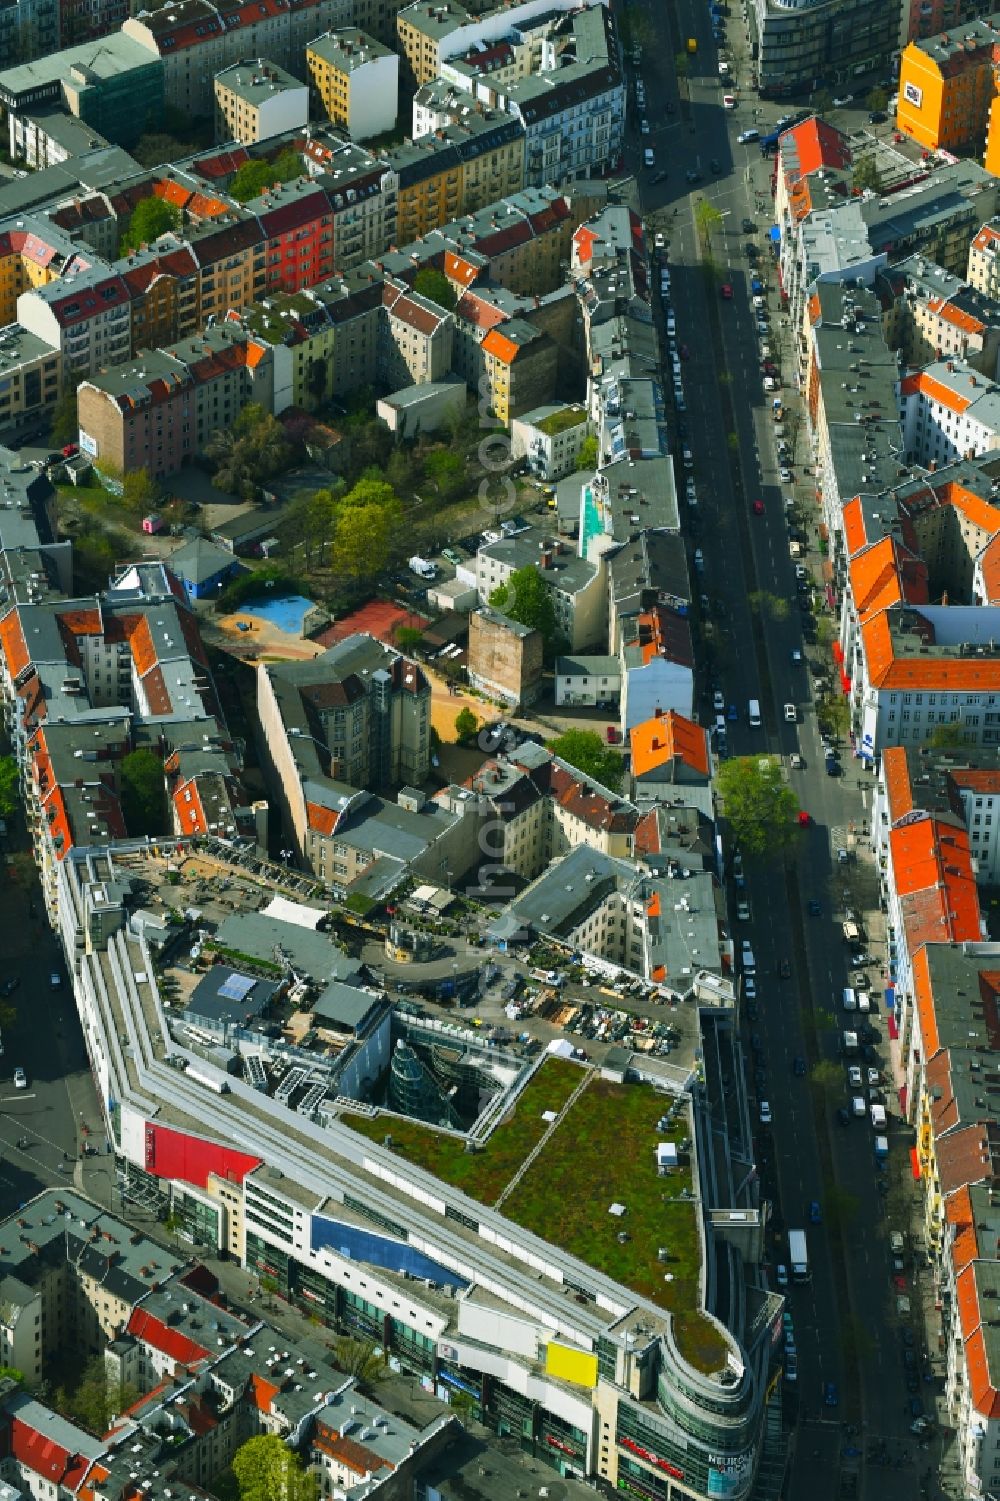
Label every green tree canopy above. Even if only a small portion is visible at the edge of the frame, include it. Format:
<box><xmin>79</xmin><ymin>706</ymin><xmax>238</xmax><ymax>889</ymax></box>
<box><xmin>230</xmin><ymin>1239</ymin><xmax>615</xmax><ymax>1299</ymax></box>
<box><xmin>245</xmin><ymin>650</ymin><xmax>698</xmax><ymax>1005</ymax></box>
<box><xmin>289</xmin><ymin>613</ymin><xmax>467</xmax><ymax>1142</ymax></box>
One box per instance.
<box><xmin>851</xmin><ymin>155</ymin><xmax>882</xmax><ymax>194</ymax></box>
<box><xmin>120</xmin><ymin>196</ymin><xmax>180</xmax><ymax>254</ymax></box>
<box><xmin>423</xmin><ymin>448</ymin><xmax>464</xmax><ymax>500</ymax></box>
<box><xmin>207</xmin><ymin>407</ymin><xmax>293</xmax><ymax>495</ymax></box>
<box><xmin>454</xmin><ymin>706</ymin><xmax>478</xmax><ymax>743</ymax></box>
<box><xmin>577</xmin><ymin>433</ymin><xmax>599</xmax><ymax>471</ymax></box>
<box><xmin>716</xmin><ymin>756</ymin><xmax>799</xmax><ymax>857</ymax></box>
<box><xmin>232</xmin><ymin>1435</ymin><xmax>318</xmax><ymax>1501</ymax></box>
<box><xmin>694</xmin><ymin>199</ymin><xmax>723</xmax><ymax>247</ymax></box>
<box><xmin>394</xmin><ymin>625</ymin><xmax>424</xmax><ymax>653</ymax></box>
<box><xmin>867</xmin><ymin>86</ymin><xmax>889</xmax><ymax>112</ymax></box>
<box><xmin>48</xmin><ymin>379</ymin><xmax>82</xmax><ymax>447</ymax></box>
<box><xmin>0</xmin><ymin>756</ymin><xmax>18</xmax><ymax>818</ymax></box>
<box><xmin>332</xmin><ymin>488</ymin><xmax>402</xmax><ymax>582</ymax></box>
<box><xmin>230</xmin><ymin>148</ymin><xmax>303</xmax><ymax>203</ymax></box>
<box><xmin>121</xmin><ymin>467</ymin><xmax>161</xmax><ymax>515</ymax></box>
<box><xmin>120</xmin><ymin>749</ymin><xmax>166</xmax><ymax>838</ymax></box>
<box><xmin>412</xmin><ymin>266</ymin><xmax>457</xmax><ymax>310</ymax></box>
<box><xmin>548</xmin><ymin>729</ymin><xmax>623</xmax><ymax>793</ymax></box>
<box><xmin>489</xmin><ymin>565</ymin><xmax>557</xmax><ymax>650</ymax></box>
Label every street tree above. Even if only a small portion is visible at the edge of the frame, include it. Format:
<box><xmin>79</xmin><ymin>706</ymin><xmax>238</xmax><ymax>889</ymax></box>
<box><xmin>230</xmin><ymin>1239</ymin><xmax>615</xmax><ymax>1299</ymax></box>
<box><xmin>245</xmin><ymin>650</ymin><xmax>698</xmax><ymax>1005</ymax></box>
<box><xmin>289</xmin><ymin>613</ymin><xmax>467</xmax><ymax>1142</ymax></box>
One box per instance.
<box><xmin>747</xmin><ymin>590</ymin><xmax>790</xmax><ymax>623</ymax></box>
<box><xmin>809</xmin><ymin>1059</ymin><xmax>842</xmax><ymax>1097</ymax></box>
<box><xmin>715</xmin><ymin>756</ymin><xmax>799</xmax><ymax>856</ymax></box>
<box><xmin>548</xmin><ymin>730</ymin><xmax>623</xmax><ymax>793</ymax></box>
<box><xmin>816</xmin><ymin>694</ymin><xmax>850</xmax><ymax>741</ymax></box>
<box><xmin>454</xmin><ymin>706</ymin><xmax>479</xmax><ymax>743</ymax></box>
<box><xmin>0</xmin><ymin>755</ymin><xmax>18</xmax><ymax>818</ymax></box>
<box><xmin>866</xmin><ymin>86</ymin><xmax>889</xmax><ymax>112</ymax></box>
<box><xmin>333</xmin><ymin>1335</ymin><xmax>385</xmax><ymax>1386</ymax></box>
<box><xmin>694</xmin><ymin>198</ymin><xmax>723</xmax><ymax>250</ymax></box>
<box><xmin>120</xmin><ymin>749</ymin><xmax>166</xmax><ymax>837</ymax></box>
<box><xmin>232</xmin><ymin>1435</ymin><xmax>318</xmax><ymax>1501</ymax></box>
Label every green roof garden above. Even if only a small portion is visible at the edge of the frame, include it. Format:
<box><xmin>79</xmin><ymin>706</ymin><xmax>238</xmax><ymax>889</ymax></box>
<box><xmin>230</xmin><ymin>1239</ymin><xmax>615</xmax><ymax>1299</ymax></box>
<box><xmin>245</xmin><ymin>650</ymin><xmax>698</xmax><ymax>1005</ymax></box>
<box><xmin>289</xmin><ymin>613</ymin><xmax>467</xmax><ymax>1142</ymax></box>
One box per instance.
<box><xmin>345</xmin><ymin>1064</ymin><xmax>727</xmax><ymax>1374</ymax></box>
<box><xmin>536</xmin><ymin>406</ymin><xmax>587</xmax><ymax>437</ymax></box>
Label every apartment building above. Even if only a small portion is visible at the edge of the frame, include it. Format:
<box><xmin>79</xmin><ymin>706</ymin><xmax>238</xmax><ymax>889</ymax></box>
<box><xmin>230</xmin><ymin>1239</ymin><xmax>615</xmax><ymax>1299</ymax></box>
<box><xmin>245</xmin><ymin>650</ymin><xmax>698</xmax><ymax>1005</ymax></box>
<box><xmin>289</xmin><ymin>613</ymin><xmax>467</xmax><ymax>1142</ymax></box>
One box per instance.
<box><xmin>386</xmin><ymin>110</ymin><xmax>525</xmax><ymax>243</ymax></box>
<box><xmin>476</xmin><ymin>527</ymin><xmax>605</xmax><ymax>651</ymax></box>
<box><xmin>896</xmin><ymin>17</ymin><xmax>1000</xmax><ymax>156</ymax></box>
<box><xmin>213</xmin><ymin>57</ymin><xmax>309</xmax><ymax>144</ymax></box>
<box><xmin>396</xmin><ymin>0</ymin><xmax>470</xmax><ymax>87</ymax></box>
<box><xmin>467</xmin><ymin>604</ymin><xmax>543</xmax><ymax>706</ymax></box>
<box><xmin>967</xmin><ymin>219</ymin><xmax>1000</xmax><ymax>299</ymax></box>
<box><xmin>0</xmin><ymin>323</ymin><xmax>62</xmax><ymax>437</ymax></box>
<box><xmin>511</xmin><ymin>402</ymin><xmax>591</xmax><ymax>480</ymax></box>
<box><xmin>16</xmin><ymin>265</ymin><xmax>130</xmax><ymax>378</ymax></box>
<box><xmin>879</xmin><ymin>253</ymin><xmax>1000</xmax><ymax>378</ymax></box>
<box><xmin>802</xmin><ymin>280</ymin><xmax>903</xmax><ymax>549</ymax></box>
<box><xmin>620</xmin><ymin>604</ymin><xmax>695</xmax><ymax>734</ymax></box>
<box><xmin>120</xmin><ymin>241</ymin><xmax>203</xmax><ymax>352</ymax></box>
<box><xmin>900</xmin><ymin>0</ymin><xmax>998</xmax><ymax>46</ymax></box>
<box><xmin>174</xmin><ymin>215</ymin><xmax>265</xmax><ymax>325</ymax></box>
<box><xmin>900</xmin><ymin>356</ymin><xmax>1000</xmax><ymax>464</ymax></box>
<box><xmin>306</xmin><ymin>28</ymin><xmax>398</xmax><ymax>139</ymax></box>
<box><xmin>629</xmin><ymin>709</ymin><xmax>710</xmax><ymax>804</ymax></box>
<box><xmin>380</xmin><ymin>278</ymin><xmax>454</xmax><ymax>388</ymax></box>
<box><xmin>258</xmin><ymin>636</ymin><xmax>432</xmax><ymax>848</ymax></box>
<box><xmin>750</xmin><ymin>0</ymin><xmax>897</xmax><ymax>99</ymax></box>
<box><xmin>245</xmin><ymin>175</ymin><xmax>336</xmax><ymax>295</ymax></box>
<box><xmin>123</xmin><ymin>0</ymin><xmax>350</xmax><ymax>118</ymax></box>
<box><xmin>0</xmin><ymin>34</ymin><xmax>163</xmax><ymax>152</ymax></box>
<box><xmin>76</xmin><ymin>326</ymin><xmax>272</xmax><ymax>479</ymax></box>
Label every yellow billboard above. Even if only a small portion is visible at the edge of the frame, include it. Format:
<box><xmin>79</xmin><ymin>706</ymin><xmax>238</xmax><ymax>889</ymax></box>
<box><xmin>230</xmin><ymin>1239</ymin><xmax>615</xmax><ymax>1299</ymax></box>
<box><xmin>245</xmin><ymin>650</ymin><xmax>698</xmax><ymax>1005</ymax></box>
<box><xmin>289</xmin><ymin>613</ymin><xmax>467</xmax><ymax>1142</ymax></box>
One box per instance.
<box><xmin>545</xmin><ymin>1341</ymin><xmax>598</xmax><ymax>1389</ymax></box>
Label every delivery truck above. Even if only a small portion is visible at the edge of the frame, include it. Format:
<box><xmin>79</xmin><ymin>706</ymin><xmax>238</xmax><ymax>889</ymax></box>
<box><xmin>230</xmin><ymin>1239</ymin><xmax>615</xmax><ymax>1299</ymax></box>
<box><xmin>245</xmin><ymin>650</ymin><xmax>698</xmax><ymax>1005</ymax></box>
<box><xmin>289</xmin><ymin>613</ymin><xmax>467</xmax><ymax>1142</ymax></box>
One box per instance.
<box><xmin>788</xmin><ymin>1228</ymin><xmax>809</xmax><ymax>1282</ymax></box>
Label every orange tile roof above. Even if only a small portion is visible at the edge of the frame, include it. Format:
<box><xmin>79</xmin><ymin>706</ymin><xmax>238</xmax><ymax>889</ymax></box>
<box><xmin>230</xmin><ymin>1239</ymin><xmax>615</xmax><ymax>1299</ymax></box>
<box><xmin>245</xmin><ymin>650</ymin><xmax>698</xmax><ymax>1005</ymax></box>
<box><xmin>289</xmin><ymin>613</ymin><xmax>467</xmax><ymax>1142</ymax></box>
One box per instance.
<box><xmin>0</xmin><ymin>611</ymin><xmax>29</xmax><ymax>679</ymax></box>
<box><xmin>861</xmin><ymin>611</ymin><xmax>1000</xmax><ymax>690</ymax></box>
<box><xmin>949</xmin><ymin>767</ymin><xmax>1000</xmax><ymax>795</ymax></box>
<box><xmin>482</xmin><ymin>328</ymin><xmax>519</xmax><ymax>364</ymax></box>
<box><xmin>849</xmin><ymin>538</ymin><xmax>904</xmax><ymax>621</ymax></box>
<box><xmin>911</xmin><ymin>945</ymin><xmax>938</xmax><ymax>1055</ymax></box>
<box><xmin>306</xmin><ymin>801</ymin><xmax>339</xmax><ymax>836</ymax></box>
<box><xmin>807</xmin><ymin>290</ymin><xmax>821</xmax><ymax>324</ymax></box>
<box><xmin>128</xmin><ymin>615</ymin><xmax>158</xmax><ymax>677</ymax></box>
<box><xmin>454</xmin><ymin>291</ymin><xmax>508</xmax><ymax>330</ymax></box>
<box><xmin>573</xmin><ymin>225</ymin><xmax>599</xmax><ymax>264</ymax></box>
<box><xmin>888</xmin><ymin>817</ymin><xmax>981</xmax><ymax>955</ymax></box>
<box><xmin>979</xmin><ymin>533</ymin><xmax>1000</xmax><ymax>603</ymax></box>
<box><xmin>630</xmin><ymin>711</ymin><xmax>709</xmax><ymax>779</ymax></box>
<box><xmin>444</xmin><ymin>251</ymin><xmax>478</xmax><ymax>287</ymax></box>
<box><xmin>173</xmin><ymin>777</ymin><xmax>207</xmax><ymax>834</ymax></box>
<box><xmin>842</xmin><ymin>497</ymin><xmax>867</xmax><ymax>557</ymax></box>
<box><xmin>943</xmin><ymin>479</ymin><xmax>1000</xmax><ymax>533</ymax></box>
<box><xmin>784</xmin><ymin>116</ymin><xmax>851</xmax><ymax>176</ymax></box>
<box><xmin>251</xmin><ymin>1372</ymin><xmax>281</xmax><ymax>1413</ymax></box>
<box><xmin>900</xmin><ymin>369</ymin><xmax>973</xmax><ymax>414</ymax></box>
<box><xmin>957</xmin><ymin>1265</ymin><xmax>1000</xmax><ymax>1419</ymax></box>
<box><xmin>882</xmin><ymin>745</ymin><xmax>913</xmax><ymax>823</ymax></box>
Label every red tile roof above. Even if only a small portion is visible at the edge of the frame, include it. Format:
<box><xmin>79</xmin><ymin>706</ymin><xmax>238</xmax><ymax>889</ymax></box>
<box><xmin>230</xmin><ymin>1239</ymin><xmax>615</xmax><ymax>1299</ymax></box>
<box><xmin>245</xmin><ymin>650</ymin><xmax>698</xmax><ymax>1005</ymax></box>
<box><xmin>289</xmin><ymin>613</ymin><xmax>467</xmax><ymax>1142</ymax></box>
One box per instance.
<box><xmin>127</xmin><ymin>1306</ymin><xmax>211</xmax><ymax>1369</ymax></box>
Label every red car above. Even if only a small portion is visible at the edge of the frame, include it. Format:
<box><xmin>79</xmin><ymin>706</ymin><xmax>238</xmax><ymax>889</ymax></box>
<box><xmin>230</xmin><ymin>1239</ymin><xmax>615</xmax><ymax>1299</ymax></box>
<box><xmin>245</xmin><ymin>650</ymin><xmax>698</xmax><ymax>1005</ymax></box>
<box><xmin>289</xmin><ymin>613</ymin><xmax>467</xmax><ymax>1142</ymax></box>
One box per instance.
<box><xmin>61</xmin><ymin>443</ymin><xmax>78</xmax><ymax>458</ymax></box>
<box><xmin>721</xmin><ymin>284</ymin><xmax>733</xmax><ymax>300</ymax></box>
<box><xmin>797</xmin><ymin>810</ymin><xmax>811</xmax><ymax>826</ymax></box>
<box><xmin>752</xmin><ymin>500</ymin><xmax>765</xmax><ymax>515</ymax></box>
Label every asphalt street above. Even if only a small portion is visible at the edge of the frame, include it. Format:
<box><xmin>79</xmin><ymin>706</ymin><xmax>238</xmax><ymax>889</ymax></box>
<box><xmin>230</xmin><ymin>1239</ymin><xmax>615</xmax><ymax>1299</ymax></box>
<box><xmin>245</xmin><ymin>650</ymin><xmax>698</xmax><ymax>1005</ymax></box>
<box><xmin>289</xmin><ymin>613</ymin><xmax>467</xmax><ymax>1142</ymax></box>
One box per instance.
<box><xmin>0</xmin><ymin>857</ymin><xmax>105</xmax><ymax>1211</ymax></box>
<box><xmin>626</xmin><ymin>7</ymin><xmax>938</xmax><ymax>1500</ymax></box>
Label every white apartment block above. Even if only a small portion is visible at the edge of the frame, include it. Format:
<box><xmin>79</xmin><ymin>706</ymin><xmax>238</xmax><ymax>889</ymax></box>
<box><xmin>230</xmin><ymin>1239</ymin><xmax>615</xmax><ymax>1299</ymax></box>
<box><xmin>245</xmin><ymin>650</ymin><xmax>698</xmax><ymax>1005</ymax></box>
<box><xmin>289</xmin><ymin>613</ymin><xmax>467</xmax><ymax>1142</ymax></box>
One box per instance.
<box><xmin>901</xmin><ymin>359</ymin><xmax>1000</xmax><ymax>467</ymax></box>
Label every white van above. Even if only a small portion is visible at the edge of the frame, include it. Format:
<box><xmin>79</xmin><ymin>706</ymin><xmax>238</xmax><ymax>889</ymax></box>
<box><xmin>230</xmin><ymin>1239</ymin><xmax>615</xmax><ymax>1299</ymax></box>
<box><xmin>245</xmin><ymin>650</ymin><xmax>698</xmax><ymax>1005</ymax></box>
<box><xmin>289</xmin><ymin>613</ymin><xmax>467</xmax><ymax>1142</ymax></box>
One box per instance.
<box><xmin>851</xmin><ymin>1096</ymin><xmax>866</xmax><ymax>1117</ymax></box>
<box><xmin>857</xmin><ymin>991</ymin><xmax>871</xmax><ymax>1013</ymax></box>
<box><xmin>871</xmin><ymin>1103</ymin><xmax>887</xmax><ymax>1130</ymax></box>
<box><xmin>748</xmin><ymin>698</ymin><xmax>761</xmax><ymax>728</ymax></box>
<box><xmin>643</xmin><ymin>148</ymin><xmax>655</xmax><ymax>168</ymax></box>
<box><xmin>741</xmin><ymin>939</ymin><xmax>756</xmax><ymax>973</ymax></box>
<box><xmin>841</xmin><ymin>987</ymin><xmax>856</xmax><ymax>1011</ymax></box>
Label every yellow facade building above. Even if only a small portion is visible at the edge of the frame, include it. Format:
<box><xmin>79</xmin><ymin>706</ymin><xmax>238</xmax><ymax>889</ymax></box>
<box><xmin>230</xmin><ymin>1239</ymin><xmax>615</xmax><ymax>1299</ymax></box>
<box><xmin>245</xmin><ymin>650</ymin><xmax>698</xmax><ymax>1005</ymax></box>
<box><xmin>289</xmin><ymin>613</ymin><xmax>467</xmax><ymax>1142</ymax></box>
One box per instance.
<box><xmin>897</xmin><ymin>18</ymin><xmax>1000</xmax><ymax>160</ymax></box>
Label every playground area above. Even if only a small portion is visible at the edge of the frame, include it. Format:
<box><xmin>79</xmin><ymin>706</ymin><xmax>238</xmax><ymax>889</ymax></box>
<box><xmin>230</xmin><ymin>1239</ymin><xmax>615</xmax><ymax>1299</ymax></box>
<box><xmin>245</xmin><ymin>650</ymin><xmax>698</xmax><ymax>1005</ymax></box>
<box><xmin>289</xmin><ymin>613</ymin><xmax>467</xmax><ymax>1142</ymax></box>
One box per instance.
<box><xmin>312</xmin><ymin>597</ymin><xmax>430</xmax><ymax>648</ymax></box>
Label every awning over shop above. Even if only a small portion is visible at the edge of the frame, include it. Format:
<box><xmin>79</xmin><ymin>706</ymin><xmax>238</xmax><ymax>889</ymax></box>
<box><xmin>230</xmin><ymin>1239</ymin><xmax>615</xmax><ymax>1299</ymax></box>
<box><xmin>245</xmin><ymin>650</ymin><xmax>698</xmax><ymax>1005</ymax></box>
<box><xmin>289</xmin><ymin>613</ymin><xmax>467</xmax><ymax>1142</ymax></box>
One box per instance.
<box><xmin>910</xmin><ymin>1146</ymin><xmax>921</xmax><ymax>1181</ymax></box>
<box><xmin>770</xmin><ymin>226</ymin><xmax>781</xmax><ymax>243</ymax></box>
<box><xmin>888</xmin><ymin>1015</ymin><xmax>899</xmax><ymax>1040</ymax></box>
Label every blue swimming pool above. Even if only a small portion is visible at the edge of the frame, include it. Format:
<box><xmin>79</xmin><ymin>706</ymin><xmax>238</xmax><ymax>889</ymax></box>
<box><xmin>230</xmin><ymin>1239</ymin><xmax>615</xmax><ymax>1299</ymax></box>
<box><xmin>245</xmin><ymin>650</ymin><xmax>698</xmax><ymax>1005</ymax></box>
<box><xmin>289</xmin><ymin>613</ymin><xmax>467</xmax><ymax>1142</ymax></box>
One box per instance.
<box><xmin>241</xmin><ymin>594</ymin><xmax>314</xmax><ymax>634</ymax></box>
<box><xmin>581</xmin><ymin>484</ymin><xmax>602</xmax><ymax>555</ymax></box>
